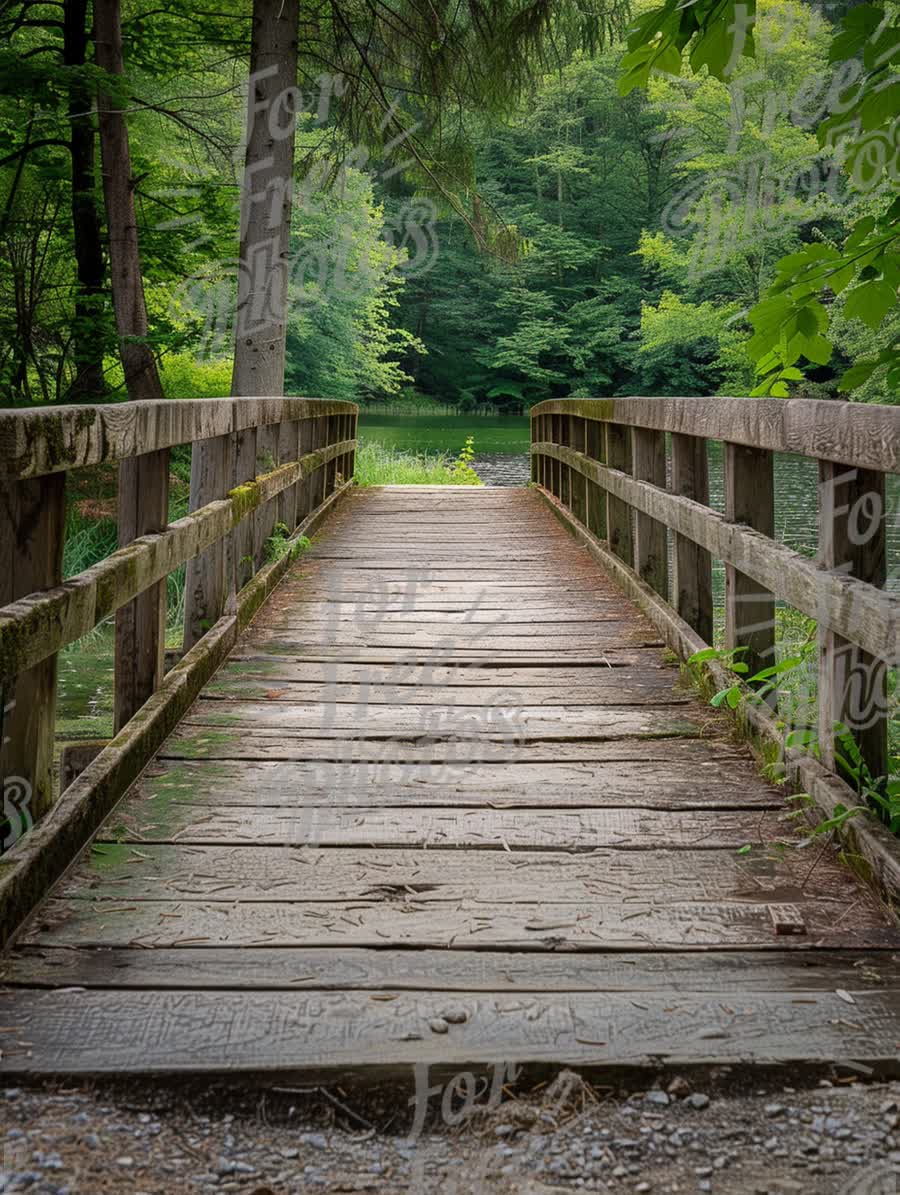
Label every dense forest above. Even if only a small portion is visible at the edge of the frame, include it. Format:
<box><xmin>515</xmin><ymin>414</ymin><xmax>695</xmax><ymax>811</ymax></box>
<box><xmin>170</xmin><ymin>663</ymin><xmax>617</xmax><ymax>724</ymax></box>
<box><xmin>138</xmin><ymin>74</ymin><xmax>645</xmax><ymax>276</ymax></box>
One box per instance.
<box><xmin>0</xmin><ymin>0</ymin><xmax>896</xmax><ymax>410</ymax></box>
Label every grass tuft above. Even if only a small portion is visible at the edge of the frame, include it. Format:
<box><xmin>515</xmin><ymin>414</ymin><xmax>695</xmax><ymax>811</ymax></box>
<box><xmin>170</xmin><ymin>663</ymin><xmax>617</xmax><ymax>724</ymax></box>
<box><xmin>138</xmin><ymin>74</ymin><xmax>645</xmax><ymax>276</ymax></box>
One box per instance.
<box><xmin>354</xmin><ymin>439</ymin><xmax>483</xmax><ymax>486</ymax></box>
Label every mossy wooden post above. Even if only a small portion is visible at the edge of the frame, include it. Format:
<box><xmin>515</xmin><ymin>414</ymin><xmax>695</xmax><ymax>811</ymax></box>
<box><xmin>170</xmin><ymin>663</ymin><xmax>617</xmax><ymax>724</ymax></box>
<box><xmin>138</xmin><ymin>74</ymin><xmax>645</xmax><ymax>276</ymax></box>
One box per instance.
<box><xmin>541</xmin><ymin>414</ymin><xmax>550</xmax><ymax>490</ymax></box>
<box><xmin>584</xmin><ymin>416</ymin><xmax>606</xmax><ymax>542</ymax></box>
<box><xmin>0</xmin><ymin>472</ymin><xmax>65</xmax><ymax>821</ymax></box>
<box><xmin>277</xmin><ymin>420</ymin><xmax>300</xmax><ymax>532</ymax></box>
<box><xmin>184</xmin><ymin>432</ymin><xmax>233</xmax><ymax>650</ymax></box>
<box><xmin>560</xmin><ymin>413</ymin><xmax>573</xmax><ymax>511</ymax></box>
<box><xmin>724</xmin><ymin>442</ymin><xmax>775</xmax><ymax>688</ymax></box>
<box><xmin>632</xmin><ymin>427</ymin><xmax>668</xmax><ymax>599</ymax></box>
<box><xmin>114</xmin><ymin>449</ymin><xmax>170</xmax><ymax>733</ymax></box>
<box><xmin>817</xmin><ymin>461</ymin><xmax>887</xmax><ymax>778</ymax></box>
<box><xmin>671</xmin><ymin>432</ymin><xmax>713</xmax><ymax>643</ymax></box>
<box><xmin>605</xmin><ymin>422</ymin><xmax>633</xmax><ymax>565</ymax></box>
<box><xmin>530</xmin><ymin>410</ymin><xmax>538</xmax><ymax>485</ymax></box>
<box><xmin>233</xmin><ymin>426</ymin><xmax>258</xmax><ymax>590</ymax></box>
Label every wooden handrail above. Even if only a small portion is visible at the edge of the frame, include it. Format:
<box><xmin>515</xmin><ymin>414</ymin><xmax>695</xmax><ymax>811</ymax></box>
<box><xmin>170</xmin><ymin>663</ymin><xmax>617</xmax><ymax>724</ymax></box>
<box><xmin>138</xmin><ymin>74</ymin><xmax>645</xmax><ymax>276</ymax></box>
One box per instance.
<box><xmin>531</xmin><ymin>397</ymin><xmax>899</xmax><ymax>784</ymax></box>
<box><xmin>0</xmin><ymin>397</ymin><xmax>355</xmax><ymax>482</ymax></box>
<box><xmin>532</xmin><ymin>397</ymin><xmax>900</xmax><ymax>473</ymax></box>
<box><xmin>0</xmin><ymin>397</ymin><xmax>358</xmax><ymax>829</ymax></box>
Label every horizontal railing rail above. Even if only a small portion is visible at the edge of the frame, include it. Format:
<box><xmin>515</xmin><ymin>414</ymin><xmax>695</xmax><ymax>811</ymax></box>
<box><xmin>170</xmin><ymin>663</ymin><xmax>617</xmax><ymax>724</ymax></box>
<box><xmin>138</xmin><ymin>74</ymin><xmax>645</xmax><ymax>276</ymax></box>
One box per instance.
<box><xmin>531</xmin><ymin>397</ymin><xmax>899</xmax><ymax>787</ymax></box>
<box><xmin>0</xmin><ymin>397</ymin><xmax>358</xmax><ymax>834</ymax></box>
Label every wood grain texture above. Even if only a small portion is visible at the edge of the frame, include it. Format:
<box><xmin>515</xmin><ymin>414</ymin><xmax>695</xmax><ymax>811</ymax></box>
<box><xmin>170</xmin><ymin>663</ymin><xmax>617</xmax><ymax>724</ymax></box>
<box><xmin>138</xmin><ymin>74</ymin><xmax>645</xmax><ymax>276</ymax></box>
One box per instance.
<box><xmin>2</xmin><ymin>986</ymin><xmax>900</xmax><ymax>1076</ymax></box>
<box><xmin>0</xmin><ymin>398</ymin><xmax>358</xmax><ymax>482</ymax></box>
<box><xmin>114</xmin><ymin>449</ymin><xmax>169</xmax><ymax>732</ymax></box>
<box><xmin>3</xmin><ymin>484</ymin><xmax>898</xmax><ymax>1081</ymax></box>
<box><xmin>0</xmin><ymin>471</ymin><xmax>66</xmax><ymax>820</ymax></box>
<box><xmin>531</xmin><ymin>397</ymin><xmax>900</xmax><ymax>473</ymax></box>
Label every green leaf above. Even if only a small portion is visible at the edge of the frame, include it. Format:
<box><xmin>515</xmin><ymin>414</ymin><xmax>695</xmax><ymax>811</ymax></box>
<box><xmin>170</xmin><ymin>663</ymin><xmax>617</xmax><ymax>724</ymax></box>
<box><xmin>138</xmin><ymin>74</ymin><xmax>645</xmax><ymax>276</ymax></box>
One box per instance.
<box><xmin>829</xmin><ymin>3</ymin><xmax>884</xmax><ymax>63</ymax></box>
<box><xmin>859</xmin><ymin>80</ymin><xmax>900</xmax><ymax>132</ymax></box>
<box><xmin>838</xmin><ymin>360</ymin><xmax>879</xmax><ymax>390</ymax></box>
<box><xmin>844</xmin><ymin>279</ymin><xmax>896</xmax><ymax>329</ymax></box>
<box><xmin>803</xmin><ymin>334</ymin><xmax>833</xmax><ymax>366</ymax></box>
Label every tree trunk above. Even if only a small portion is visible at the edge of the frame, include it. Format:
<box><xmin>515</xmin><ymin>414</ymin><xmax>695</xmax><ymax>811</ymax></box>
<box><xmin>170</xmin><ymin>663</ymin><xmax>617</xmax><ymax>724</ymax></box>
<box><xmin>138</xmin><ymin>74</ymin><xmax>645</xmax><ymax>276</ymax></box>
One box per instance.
<box><xmin>94</xmin><ymin>0</ymin><xmax>163</xmax><ymax>402</ymax></box>
<box><xmin>94</xmin><ymin>0</ymin><xmax>168</xmax><ymax>734</ymax></box>
<box><xmin>230</xmin><ymin>0</ymin><xmax>299</xmax><ymax>397</ymax></box>
<box><xmin>64</xmin><ymin>0</ymin><xmax>107</xmax><ymax>401</ymax></box>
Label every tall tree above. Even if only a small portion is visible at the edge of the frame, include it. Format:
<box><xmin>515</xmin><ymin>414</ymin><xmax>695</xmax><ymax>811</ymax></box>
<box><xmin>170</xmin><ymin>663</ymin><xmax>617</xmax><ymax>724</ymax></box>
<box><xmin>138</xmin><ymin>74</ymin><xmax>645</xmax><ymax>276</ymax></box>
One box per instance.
<box><xmin>231</xmin><ymin>0</ymin><xmax>300</xmax><ymax>396</ymax></box>
<box><xmin>64</xmin><ymin>0</ymin><xmax>107</xmax><ymax>399</ymax></box>
<box><xmin>95</xmin><ymin>0</ymin><xmax>164</xmax><ymax>401</ymax></box>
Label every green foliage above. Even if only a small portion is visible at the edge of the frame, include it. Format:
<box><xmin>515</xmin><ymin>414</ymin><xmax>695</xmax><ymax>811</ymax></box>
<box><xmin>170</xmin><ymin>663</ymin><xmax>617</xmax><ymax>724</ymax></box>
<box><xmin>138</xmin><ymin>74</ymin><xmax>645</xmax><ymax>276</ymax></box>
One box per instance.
<box><xmin>264</xmin><ymin>525</ymin><xmax>312</xmax><ymax>565</ymax></box>
<box><xmin>353</xmin><ymin>440</ymin><xmax>484</xmax><ymax>486</ymax></box>
<box><xmin>618</xmin><ymin>0</ymin><xmax>900</xmax><ymax>399</ymax></box>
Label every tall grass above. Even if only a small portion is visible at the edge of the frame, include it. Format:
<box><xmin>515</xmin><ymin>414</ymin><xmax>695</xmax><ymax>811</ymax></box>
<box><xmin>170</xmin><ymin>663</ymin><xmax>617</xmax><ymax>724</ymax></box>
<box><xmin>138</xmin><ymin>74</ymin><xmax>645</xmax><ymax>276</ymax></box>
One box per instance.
<box><xmin>354</xmin><ymin>439</ymin><xmax>483</xmax><ymax>486</ymax></box>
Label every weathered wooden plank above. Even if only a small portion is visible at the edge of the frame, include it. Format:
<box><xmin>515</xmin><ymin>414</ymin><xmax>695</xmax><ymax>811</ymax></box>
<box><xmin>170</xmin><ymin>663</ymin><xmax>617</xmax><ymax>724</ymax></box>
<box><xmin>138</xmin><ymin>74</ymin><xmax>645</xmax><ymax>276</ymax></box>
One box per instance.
<box><xmin>202</xmin><ymin>676</ymin><xmax>688</xmax><ymax>706</ymax></box>
<box><xmin>0</xmin><ymin>399</ymin><xmax>358</xmax><ymax>481</ymax></box>
<box><xmin>99</xmin><ymin>802</ymin><xmax>794</xmax><ymax>849</ymax></box>
<box><xmin>3</xmin><ymin>985</ymin><xmax>900</xmax><ymax>1076</ymax></box>
<box><xmin>124</xmin><ymin>757</ymin><xmax>770</xmax><ymax>810</ymax></box>
<box><xmin>531</xmin><ymin>397</ymin><xmax>900</xmax><ymax>474</ymax></box>
<box><xmin>7</xmin><ymin>946</ymin><xmax>900</xmax><ymax>992</ymax></box>
<box><xmin>181</xmin><ymin>700</ymin><xmax>704</xmax><ymax>740</ymax></box>
<box><xmin>114</xmin><ymin>448</ymin><xmax>169</xmax><ymax>732</ymax></box>
<box><xmin>215</xmin><ymin>656</ymin><xmax>664</xmax><ymax>684</ymax></box>
<box><xmin>0</xmin><ymin>471</ymin><xmax>66</xmax><ymax>820</ymax></box>
<box><xmin>670</xmin><ymin>432</ymin><xmax>713</xmax><ymax>643</ymax></box>
<box><xmin>22</xmin><ymin>894</ymin><xmax>884</xmax><ymax>952</ymax></box>
<box><xmin>56</xmin><ymin>841</ymin><xmax>832</xmax><ymax>903</ymax></box>
<box><xmin>534</xmin><ymin>443</ymin><xmax>899</xmax><ymax>663</ymax></box>
<box><xmin>725</xmin><ymin>442</ymin><xmax>776</xmax><ymax>686</ymax></box>
<box><xmin>251</xmin><ymin>629</ymin><xmax>662</xmax><ymax>654</ymax></box>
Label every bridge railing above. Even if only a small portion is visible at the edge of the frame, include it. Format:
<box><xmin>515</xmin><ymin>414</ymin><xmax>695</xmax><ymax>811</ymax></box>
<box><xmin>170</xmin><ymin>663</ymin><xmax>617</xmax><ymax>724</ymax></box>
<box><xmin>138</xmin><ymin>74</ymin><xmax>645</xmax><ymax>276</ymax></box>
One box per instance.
<box><xmin>0</xmin><ymin>397</ymin><xmax>358</xmax><ymax>832</ymax></box>
<box><xmin>531</xmin><ymin>397</ymin><xmax>899</xmax><ymax>786</ymax></box>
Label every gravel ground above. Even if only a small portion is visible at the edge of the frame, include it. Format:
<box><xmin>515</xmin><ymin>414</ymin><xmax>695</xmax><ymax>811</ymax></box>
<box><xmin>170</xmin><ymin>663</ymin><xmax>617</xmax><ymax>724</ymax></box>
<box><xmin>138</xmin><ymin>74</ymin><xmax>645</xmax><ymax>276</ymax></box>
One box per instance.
<box><xmin>1</xmin><ymin>1068</ymin><xmax>899</xmax><ymax>1194</ymax></box>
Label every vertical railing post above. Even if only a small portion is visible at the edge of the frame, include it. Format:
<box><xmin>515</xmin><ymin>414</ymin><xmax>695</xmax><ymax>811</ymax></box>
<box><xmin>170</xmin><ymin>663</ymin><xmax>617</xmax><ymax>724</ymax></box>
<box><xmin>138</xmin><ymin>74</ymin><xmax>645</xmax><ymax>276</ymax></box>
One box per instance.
<box><xmin>184</xmin><ymin>430</ymin><xmax>234</xmax><ymax>651</ymax></box>
<box><xmin>530</xmin><ymin>409</ymin><xmax>538</xmax><ymax>484</ymax></box>
<box><xmin>817</xmin><ymin>462</ymin><xmax>887</xmax><ymax>779</ymax></box>
<box><xmin>349</xmin><ymin>409</ymin><xmax>358</xmax><ymax>481</ymax></box>
<box><xmin>560</xmin><ymin>413</ymin><xmax>572</xmax><ymax>511</ymax></box>
<box><xmin>552</xmin><ymin>413</ymin><xmax>562</xmax><ymax>499</ymax></box>
<box><xmin>0</xmin><ymin>472</ymin><xmax>66</xmax><ymax>820</ymax></box>
<box><xmin>584</xmin><ymin>416</ymin><xmax>606</xmax><ymax>541</ymax></box>
<box><xmin>605</xmin><ymin>422</ymin><xmax>633</xmax><ymax>565</ymax></box>
<box><xmin>252</xmin><ymin>418</ymin><xmax>281</xmax><ymax>570</ymax></box>
<box><xmin>632</xmin><ymin>427</ymin><xmax>668</xmax><ymax>599</ymax></box>
<box><xmin>233</xmin><ymin>424</ymin><xmax>258</xmax><ymax>591</ymax></box>
<box><xmin>277</xmin><ymin>419</ymin><xmax>300</xmax><ymax>532</ymax></box>
<box><xmin>724</xmin><ymin>443</ymin><xmax>775</xmax><ymax>686</ymax></box>
<box><xmin>114</xmin><ymin>449</ymin><xmax>170</xmax><ymax>732</ymax></box>
<box><xmin>297</xmin><ymin>415</ymin><xmax>315</xmax><ymax>524</ymax></box>
<box><xmin>570</xmin><ymin>416</ymin><xmax>587</xmax><ymax>526</ymax></box>
<box><xmin>671</xmin><ymin>432</ymin><xmax>713</xmax><ymax>644</ymax></box>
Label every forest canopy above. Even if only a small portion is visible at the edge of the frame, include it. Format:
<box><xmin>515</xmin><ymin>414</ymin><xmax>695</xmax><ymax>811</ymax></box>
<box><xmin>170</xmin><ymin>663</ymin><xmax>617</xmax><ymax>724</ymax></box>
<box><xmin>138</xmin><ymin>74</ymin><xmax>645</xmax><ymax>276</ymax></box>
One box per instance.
<box><xmin>0</xmin><ymin>0</ymin><xmax>896</xmax><ymax>409</ymax></box>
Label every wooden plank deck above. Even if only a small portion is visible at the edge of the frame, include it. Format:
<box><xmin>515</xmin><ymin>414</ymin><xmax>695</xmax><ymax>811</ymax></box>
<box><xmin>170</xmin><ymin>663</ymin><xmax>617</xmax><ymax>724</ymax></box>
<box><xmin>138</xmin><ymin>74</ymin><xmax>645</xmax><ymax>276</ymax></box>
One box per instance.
<box><xmin>3</xmin><ymin>485</ymin><xmax>900</xmax><ymax>1077</ymax></box>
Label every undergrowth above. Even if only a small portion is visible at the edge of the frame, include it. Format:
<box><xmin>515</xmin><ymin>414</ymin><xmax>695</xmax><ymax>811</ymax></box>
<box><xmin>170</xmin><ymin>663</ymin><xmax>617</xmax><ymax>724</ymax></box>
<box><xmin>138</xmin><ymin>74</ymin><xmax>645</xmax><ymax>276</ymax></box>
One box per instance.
<box><xmin>354</xmin><ymin>438</ymin><xmax>483</xmax><ymax>486</ymax></box>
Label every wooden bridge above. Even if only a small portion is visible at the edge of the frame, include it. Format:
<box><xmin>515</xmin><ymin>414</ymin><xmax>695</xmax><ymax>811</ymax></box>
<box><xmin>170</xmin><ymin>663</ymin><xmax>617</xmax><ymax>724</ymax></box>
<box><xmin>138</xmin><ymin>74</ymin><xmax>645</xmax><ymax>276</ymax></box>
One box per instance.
<box><xmin>1</xmin><ymin>395</ymin><xmax>899</xmax><ymax>1079</ymax></box>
